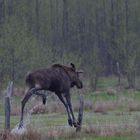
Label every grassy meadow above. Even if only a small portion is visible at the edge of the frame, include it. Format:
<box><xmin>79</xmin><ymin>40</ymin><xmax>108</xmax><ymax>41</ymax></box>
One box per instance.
<box><xmin>0</xmin><ymin>76</ymin><xmax>140</xmax><ymax>140</ymax></box>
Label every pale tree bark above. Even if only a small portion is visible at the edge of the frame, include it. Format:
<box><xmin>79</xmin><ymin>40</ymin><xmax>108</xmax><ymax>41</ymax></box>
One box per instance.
<box><xmin>124</xmin><ymin>0</ymin><xmax>135</xmax><ymax>89</ymax></box>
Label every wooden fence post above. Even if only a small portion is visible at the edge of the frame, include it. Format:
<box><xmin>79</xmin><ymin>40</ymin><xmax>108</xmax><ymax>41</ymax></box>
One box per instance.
<box><xmin>4</xmin><ymin>81</ymin><xmax>13</xmax><ymax>130</ymax></box>
<box><xmin>76</xmin><ymin>93</ymin><xmax>84</xmax><ymax>132</ymax></box>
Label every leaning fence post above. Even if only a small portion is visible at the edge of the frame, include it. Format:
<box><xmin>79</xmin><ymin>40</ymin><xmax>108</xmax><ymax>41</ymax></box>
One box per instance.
<box><xmin>4</xmin><ymin>81</ymin><xmax>13</xmax><ymax>130</ymax></box>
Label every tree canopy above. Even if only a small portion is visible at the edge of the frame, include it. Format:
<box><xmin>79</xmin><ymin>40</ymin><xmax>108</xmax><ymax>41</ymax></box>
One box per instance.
<box><xmin>0</xmin><ymin>0</ymin><xmax>140</xmax><ymax>89</ymax></box>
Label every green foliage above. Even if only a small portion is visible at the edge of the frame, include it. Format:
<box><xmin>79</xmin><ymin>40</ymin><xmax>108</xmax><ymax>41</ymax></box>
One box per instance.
<box><xmin>0</xmin><ymin>0</ymin><xmax>140</xmax><ymax>88</ymax></box>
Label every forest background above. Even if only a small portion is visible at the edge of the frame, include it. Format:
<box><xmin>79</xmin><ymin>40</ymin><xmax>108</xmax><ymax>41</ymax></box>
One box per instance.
<box><xmin>0</xmin><ymin>0</ymin><xmax>140</xmax><ymax>90</ymax></box>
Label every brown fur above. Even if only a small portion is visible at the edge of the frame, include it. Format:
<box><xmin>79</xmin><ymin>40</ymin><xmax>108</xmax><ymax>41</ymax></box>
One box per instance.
<box><xmin>19</xmin><ymin>63</ymin><xmax>83</xmax><ymax>130</ymax></box>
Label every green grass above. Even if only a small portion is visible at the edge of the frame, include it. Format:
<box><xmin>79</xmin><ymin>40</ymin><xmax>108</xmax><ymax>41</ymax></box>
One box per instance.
<box><xmin>61</xmin><ymin>136</ymin><xmax>136</xmax><ymax>140</ymax></box>
<box><xmin>85</xmin><ymin>92</ymin><xmax>117</xmax><ymax>101</ymax></box>
<box><xmin>98</xmin><ymin>76</ymin><xmax>118</xmax><ymax>89</ymax></box>
<box><xmin>0</xmin><ymin>111</ymin><xmax>137</xmax><ymax>132</ymax></box>
<box><xmin>0</xmin><ymin>102</ymin><xmax>4</xmax><ymax>116</ymax></box>
<box><xmin>0</xmin><ymin>76</ymin><xmax>140</xmax><ymax>139</ymax></box>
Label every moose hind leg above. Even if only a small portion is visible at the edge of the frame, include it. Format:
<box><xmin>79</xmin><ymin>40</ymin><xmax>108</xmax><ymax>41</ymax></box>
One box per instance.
<box><xmin>19</xmin><ymin>91</ymin><xmax>33</xmax><ymax>128</ymax></box>
<box><xmin>35</xmin><ymin>91</ymin><xmax>47</xmax><ymax>105</ymax></box>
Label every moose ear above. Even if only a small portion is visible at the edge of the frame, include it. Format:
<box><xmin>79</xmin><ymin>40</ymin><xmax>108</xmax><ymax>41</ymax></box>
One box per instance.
<box><xmin>70</xmin><ymin>63</ymin><xmax>76</xmax><ymax>71</ymax></box>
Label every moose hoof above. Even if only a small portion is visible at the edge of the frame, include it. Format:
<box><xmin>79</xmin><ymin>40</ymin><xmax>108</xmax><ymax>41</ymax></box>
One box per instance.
<box><xmin>68</xmin><ymin>119</ymin><xmax>73</xmax><ymax>127</ymax></box>
<box><xmin>73</xmin><ymin>122</ymin><xmax>78</xmax><ymax>128</ymax></box>
<box><xmin>76</xmin><ymin>125</ymin><xmax>81</xmax><ymax>132</ymax></box>
<box><xmin>18</xmin><ymin>122</ymin><xmax>23</xmax><ymax>129</ymax></box>
<box><xmin>42</xmin><ymin>96</ymin><xmax>46</xmax><ymax>105</ymax></box>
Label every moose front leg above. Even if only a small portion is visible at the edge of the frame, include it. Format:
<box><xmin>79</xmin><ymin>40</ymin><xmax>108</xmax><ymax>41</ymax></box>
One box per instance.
<box><xmin>65</xmin><ymin>93</ymin><xmax>77</xmax><ymax>128</ymax></box>
<box><xmin>56</xmin><ymin>93</ymin><xmax>73</xmax><ymax>127</ymax></box>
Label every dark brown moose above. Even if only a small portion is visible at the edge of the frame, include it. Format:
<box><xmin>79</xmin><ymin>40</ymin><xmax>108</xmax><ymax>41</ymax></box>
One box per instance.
<box><xmin>19</xmin><ymin>63</ymin><xmax>83</xmax><ymax>130</ymax></box>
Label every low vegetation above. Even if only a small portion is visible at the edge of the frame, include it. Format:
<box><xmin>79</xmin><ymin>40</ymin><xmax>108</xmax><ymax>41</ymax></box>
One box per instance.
<box><xmin>0</xmin><ymin>77</ymin><xmax>140</xmax><ymax>140</ymax></box>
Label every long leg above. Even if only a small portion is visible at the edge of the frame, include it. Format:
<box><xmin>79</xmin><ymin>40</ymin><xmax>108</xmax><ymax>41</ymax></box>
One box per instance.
<box><xmin>56</xmin><ymin>93</ymin><xmax>73</xmax><ymax>126</ymax></box>
<box><xmin>65</xmin><ymin>93</ymin><xmax>77</xmax><ymax>127</ymax></box>
<box><xmin>19</xmin><ymin>88</ymin><xmax>36</xmax><ymax>128</ymax></box>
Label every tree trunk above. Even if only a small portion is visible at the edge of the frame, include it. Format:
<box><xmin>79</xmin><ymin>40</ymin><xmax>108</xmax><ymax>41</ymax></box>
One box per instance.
<box><xmin>90</xmin><ymin>73</ymin><xmax>99</xmax><ymax>91</ymax></box>
<box><xmin>124</xmin><ymin>0</ymin><xmax>135</xmax><ymax>89</ymax></box>
<box><xmin>116</xmin><ymin>62</ymin><xmax>121</xmax><ymax>86</ymax></box>
<box><xmin>62</xmin><ymin>0</ymin><xmax>69</xmax><ymax>46</ymax></box>
<box><xmin>0</xmin><ymin>0</ymin><xmax>4</xmax><ymax>24</ymax></box>
<box><xmin>35</xmin><ymin>0</ymin><xmax>40</xmax><ymax>39</ymax></box>
<box><xmin>127</xmin><ymin>71</ymin><xmax>135</xmax><ymax>89</ymax></box>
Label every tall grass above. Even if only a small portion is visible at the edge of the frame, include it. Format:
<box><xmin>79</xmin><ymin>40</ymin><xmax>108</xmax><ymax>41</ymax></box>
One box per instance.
<box><xmin>0</xmin><ymin>122</ymin><xmax>138</xmax><ymax>140</ymax></box>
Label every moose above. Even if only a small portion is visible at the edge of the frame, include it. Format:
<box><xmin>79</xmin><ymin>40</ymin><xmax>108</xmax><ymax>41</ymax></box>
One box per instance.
<box><xmin>19</xmin><ymin>63</ymin><xmax>83</xmax><ymax>130</ymax></box>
